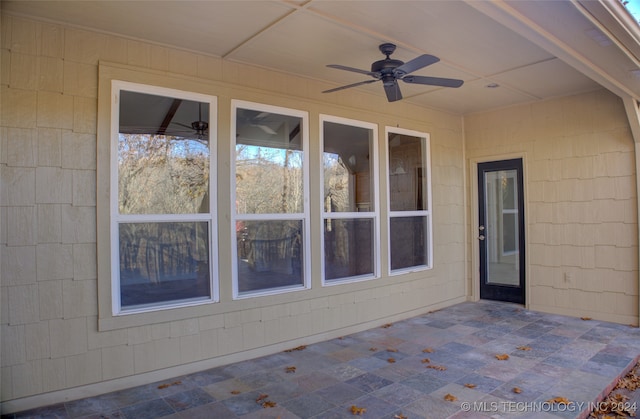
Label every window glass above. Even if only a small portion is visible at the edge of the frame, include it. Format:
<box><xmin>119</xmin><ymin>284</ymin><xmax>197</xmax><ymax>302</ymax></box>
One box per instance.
<box><xmin>322</xmin><ymin>117</ymin><xmax>377</xmax><ymax>283</ymax></box>
<box><xmin>389</xmin><ymin>216</ymin><xmax>428</xmax><ymax>270</ymax></box>
<box><xmin>389</xmin><ymin>134</ymin><xmax>427</xmax><ymax>212</ymax></box>
<box><xmin>323</xmin><ymin>121</ymin><xmax>373</xmax><ymax>213</ymax></box>
<box><xmin>324</xmin><ymin>218</ymin><xmax>374</xmax><ymax>280</ymax></box>
<box><xmin>233</xmin><ymin>102</ymin><xmax>308</xmax><ymax>296</ymax></box>
<box><xmin>119</xmin><ymin>222</ymin><xmax>210</xmax><ymax>309</ymax></box>
<box><xmin>387</xmin><ymin>129</ymin><xmax>432</xmax><ymax>272</ymax></box>
<box><xmin>119</xmin><ymin>91</ymin><xmax>210</xmax><ymax>215</ymax></box>
<box><xmin>235</xmin><ymin>108</ymin><xmax>304</xmax><ymax>214</ymax></box>
<box><xmin>236</xmin><ymin>220</ymin><xmax>304</xmax><ymax>293</ymax></box>
<box><xmin>114</xmin><ymin>85</ymin><xmax>217</xmax><ymax>313</ymax></box>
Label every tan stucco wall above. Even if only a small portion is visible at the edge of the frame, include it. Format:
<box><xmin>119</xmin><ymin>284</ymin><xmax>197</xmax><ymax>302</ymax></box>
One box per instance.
<box><xmin>0</xmin><ymin>15</ymin><xmax>467</xmax><ymax>410</ymax></box>
<box><xmin>464</xmin><ymin>89</ymin><xmax>639</xmax><ymax>325</ymax></box>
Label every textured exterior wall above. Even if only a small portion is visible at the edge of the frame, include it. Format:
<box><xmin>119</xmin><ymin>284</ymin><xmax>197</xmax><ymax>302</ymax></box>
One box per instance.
<box><xmin>465</xmin><ymin>90</ymin><xmax>639</xmax><ymax>325</ymax></box>
<box><xmin>0</xmin><ymin>15</ymin><xmax>466</xmax><ymax>409</ymax></box>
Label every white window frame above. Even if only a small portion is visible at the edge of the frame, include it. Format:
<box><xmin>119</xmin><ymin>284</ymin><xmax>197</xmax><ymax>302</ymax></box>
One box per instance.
<box><xmin>320</xmin><ymin>115</ymin><xmax>380</xmax><ymax>286</ymax></box>
<box><xmin>231</xmin><ymin>100</ymin><xmax>311</xmax><ymax>299</ymax></box>
<box><xmin>386</xmin><ymin>126</ymin><xmax>433</xmax><ymax>275</ymax></box>
<box><xmin>110</xmin><ymin>80</ymin><xmax>219</xmax><ymax>315</ymax></box>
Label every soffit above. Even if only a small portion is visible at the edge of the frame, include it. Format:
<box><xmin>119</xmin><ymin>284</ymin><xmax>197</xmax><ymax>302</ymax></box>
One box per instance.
<box><xmin>3</xmin><ymin>0</ymin><xmax>638</xmax><ymax>115</ymax></box>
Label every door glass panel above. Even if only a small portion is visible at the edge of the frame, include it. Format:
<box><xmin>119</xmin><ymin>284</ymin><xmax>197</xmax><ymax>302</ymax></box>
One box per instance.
<box><xmin>484</xmin><ymin>170</ymin><xmax>519</xmax><ymax>286</ymax></box>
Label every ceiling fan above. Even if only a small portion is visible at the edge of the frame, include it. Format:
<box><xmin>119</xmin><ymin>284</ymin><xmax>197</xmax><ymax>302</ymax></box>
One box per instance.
<box><xmin>238</xmin><ymin>110</ymin><xmax>278</xmax><ymax>135</ymax></box>
<box><xmin>170</xmin><ymin>102</ymin><xmax>209</xmax><ymax>139</ymax></box>
<box><xmin>323</xmin><ymin>43</ymin><xmax>464</xmax><ymax>102</ymax></box>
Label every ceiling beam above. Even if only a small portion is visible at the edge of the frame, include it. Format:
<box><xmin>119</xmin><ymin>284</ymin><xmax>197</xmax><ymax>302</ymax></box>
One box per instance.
<box><xmin>157</xmin><ymin>99</ymin><xmax>182</xmax><ymax>136</ymax></box>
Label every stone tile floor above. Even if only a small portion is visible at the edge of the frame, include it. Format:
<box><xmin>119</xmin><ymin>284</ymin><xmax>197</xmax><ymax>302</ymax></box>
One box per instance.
<box><xmin>5</xmin><ymin>301</ymin><xmax>640</xmax><ymax>419</ymax></box>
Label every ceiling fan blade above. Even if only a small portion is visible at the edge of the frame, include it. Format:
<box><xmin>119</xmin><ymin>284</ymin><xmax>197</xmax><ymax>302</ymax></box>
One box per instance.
<box><xmin>402</xmin><ymin>75</ymin><xmax>464</xmax><ymax>88</ymax></box>
<box><xmin>170</xmin><ymin>122</ymin><xmax>193</xmax><ymax>129</ymax></box>
<box><xmin>323</xmin><ymin>79</ymin><xmax>378</xmax><ymax>93</ymax></box>
<box><xmin>384</xmin><ymin>81</ymin><xmax>402</xmax><ymax>102</ymax></box>
<box><xmin>394</xmin><ymin>54</ymin><xmax>440</xmax><ymax>76</ymax></box>
<box><xmin>327</xmin><ymin>64</ymin><xmax>377</xmax><ymax>77</ymax></box>
<box><xmin>255</xmin><ymin>124</ymin><xmax>278</xmax><ymax>135</ymax></box>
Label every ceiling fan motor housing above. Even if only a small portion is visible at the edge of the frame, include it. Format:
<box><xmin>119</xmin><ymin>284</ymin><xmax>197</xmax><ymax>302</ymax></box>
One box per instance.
<box><xmin>191</xmin><ymin>120</ymin><xmax>208</xmax><ymax>134</ymax></box>
<box><xmin>323</xmin><ymin>41</ymin><xmax>463</xmax><ymax>102</ymax></box>
<box><xmin>371</xmin><ymin>58</ymin><xmax>404</xmax><ymax>74</ymax></box>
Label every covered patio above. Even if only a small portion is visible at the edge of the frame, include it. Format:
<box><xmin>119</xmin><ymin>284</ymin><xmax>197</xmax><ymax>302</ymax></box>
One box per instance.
<box><xmin>3</xmin><ymin>0</ymin><xmax>640</xmax><ymax>414</ymax></box>
<box><xmin>7</xmin><ymin>301</ymin><xmax>640</xmax><ymax>418</ymax></box>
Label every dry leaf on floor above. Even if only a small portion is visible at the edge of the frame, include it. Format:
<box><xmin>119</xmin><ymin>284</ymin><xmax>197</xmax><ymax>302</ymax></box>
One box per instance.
<box><xmin>387</xmin><ymin>358</ymin><xmax>396</xmax><ymax>363</ymax></box>
<box><xmin>613</xmin><ymin>393</ymin><xmax>629</xmax><ymax>402</ymax></box>
<box><xmin>369</xmin><ymin>347</ymin><xmax>378</xmax><ymax>351</ymax></box>
<box><xmin>230</xmin><ymin>390</ymin><xmax>241</xmax><ymax>395</ymax></box>
<box><xmin>394</xmin><ymin>414</ymin><xmax>408</xmax><ymax>419</ymax></box>
<box><xmin>381</xmin><ymin>323</ymin><xmax>393</xmax><ymax>328</ymax></box>
<box><xmin>581</xmin><ymin>317</ymin><xmax>592</xmax><ymax>321</ymax></box>
<box><xmin>427</xmin><ymin>364</ymin><xmax>447</xmax><ymax>371</ymax></box>
<box><xmin>495</xmin><ymin>354</ymin><xmax>510</xmax><ymax>360</ymax></box>
<box><xmin>285</xmin><ymin>366</ymin><xmax>296</xmax><ymax>373</ymax></box>
<box><xmin>387</xmin><ymin>348</ymin><xmax>398</xmax><ymax>353</ymax></box>
<box><xmin>593</xmin><ymin>393</ymin><xmax>635</xmax><ymax>417</ymax></box>
<box><xmin>256</xmin><ymin>394</ymin><xmax>269</xmax><ymax>403</ymax></box>
<box><xmin>516</xmin><ymin>345</ymin><xmax>532</xmax><ymax>351</ymax></box>
<box><xmin>464</xmin><ymin>383</ymin><xmax>477</xmax><ymax>389</ymax></box>
<box><xmin>157</xmin><ymin>381</ymin><xmax>181</xmax><ymax>389</ymax></box>
<box><xmin>444</xmin><ymin>393</ymin><xmax>457</xmax><ymax>402</ymax></box>
<box><xmin>262</xmin><ymin>400</ymin><xmax>277</xmax><ymax>408</ymax></box>
<box><xmin>284</xmin><ymin>345</ymin><xmax>307</xmax><ymax>352</ymax></box>
<box><xmin>422</xmin><ymin>348</ymin><xmax>434</xmax><ymax>353</ymax></box>
<box><xmin>615</xmin><ymin>365</ymin><xmax>640</xmax><ymax>391</ymax></box>
<box><xmin>421</xmin><ymin>358</ymin><xmax>431</xmax><ymax>364</ymax></box>
<box><xmin>350</xmin><ymin>405</ymin><xmax>367</xmax><ymax>415</ymax></box>
<box><xmin>547</xmin><ymin>396</ymin><xmax>570</xmax><ymax>404</ymax></box>
<box><xmin>513</xmin><ymin>387</ymin><xmax>522</xmax><ymax>394</ymax></box>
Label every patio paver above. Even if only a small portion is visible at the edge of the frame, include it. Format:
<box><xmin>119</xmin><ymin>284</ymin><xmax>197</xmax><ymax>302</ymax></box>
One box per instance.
<box><xmin>4</xmin><ymin>301</ymin><xmax>640</xmax><ymax>419</ymax></box>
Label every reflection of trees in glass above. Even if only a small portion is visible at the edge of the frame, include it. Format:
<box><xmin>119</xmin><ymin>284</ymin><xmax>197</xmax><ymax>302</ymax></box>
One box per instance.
<box><xmin>118</xmin><ymin>134</ymin><xmax>209</xmax><ymax>215</ymax></box>
<box><xmin>235</xmin><ymin>144</ymin><xmax>303</xmax><ymax>214</ymax></box>
<box><xmin>323</xmin><ymin>153</ymin><xmax>350</xmax><ymax>213</ymax></box>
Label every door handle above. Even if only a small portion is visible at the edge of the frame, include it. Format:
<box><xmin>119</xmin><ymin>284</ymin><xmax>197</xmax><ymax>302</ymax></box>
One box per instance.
<box><xmin>478</xmin><ymin>235</ymin><xmax>485</xmax><ymax>240</ymax></box>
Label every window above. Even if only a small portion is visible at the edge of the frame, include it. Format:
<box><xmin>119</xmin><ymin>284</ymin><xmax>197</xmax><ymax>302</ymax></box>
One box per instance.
<box><xmin>387</xmin><ymin>128</ymin><xmax>432</xmax><ymax>272</ymax></box>
<box><xmin>321</xmin><ymin>116</ymin><xmax>379</xmax><ymax>284</ymax></box>
<box><xmin>232</xmin><ymin>101</ymin><xmax>309</xmax><ymax>297</ymax></box>
<box><xmin>112</xmin><ymin>81</ymin><xmax>218</xmax><ymax>314</ymax></box>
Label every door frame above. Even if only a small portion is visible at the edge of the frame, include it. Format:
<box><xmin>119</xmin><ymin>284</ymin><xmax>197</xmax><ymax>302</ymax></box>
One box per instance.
<box><xmin>469</xmin><ymin>154</ymin><xmax>529</xmax><ymax>306</ymax></box>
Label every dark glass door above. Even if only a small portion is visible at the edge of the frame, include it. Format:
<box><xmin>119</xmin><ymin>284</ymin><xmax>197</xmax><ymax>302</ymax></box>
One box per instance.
<box><xmin>478</xmin><ymin>159</ymin><xmax>525</xmax><ymax>304</ymax></box>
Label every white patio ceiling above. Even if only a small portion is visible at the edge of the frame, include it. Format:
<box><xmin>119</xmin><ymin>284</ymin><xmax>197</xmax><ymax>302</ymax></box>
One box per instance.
<box><xmin>4</xmin><ymin>0</ymin><xmax>640</xmax><ymax>115</ymax></box>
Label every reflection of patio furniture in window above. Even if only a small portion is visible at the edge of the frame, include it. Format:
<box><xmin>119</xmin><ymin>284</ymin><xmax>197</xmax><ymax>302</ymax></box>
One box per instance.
<box><xmin>161</xmin><ymin>242</ymin><xmax>196</xmax><ymax>279</ymax></box>
<box><xmin>238</xmin><ymin>227</ymin><xmax>250</xmax><ymax>260</ymax></box>
<box><xmin>120</xmin><ymin>238</ymin><xmax>198</xmax><ymax>285</ymax></box>
<box><xmin>248</xmin><ymin>234</ymin><xmax>299</xmax><ymax>275</ymax></box>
